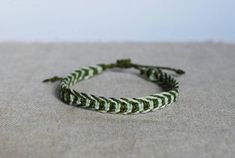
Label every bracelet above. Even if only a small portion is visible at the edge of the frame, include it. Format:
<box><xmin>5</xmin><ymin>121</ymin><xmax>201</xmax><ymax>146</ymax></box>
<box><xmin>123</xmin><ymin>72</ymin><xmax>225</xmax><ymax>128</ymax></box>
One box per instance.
<box><xmin>43</xmin><ymin>59</ymin><xmax>185</xmax><ymax>114</ymax></box>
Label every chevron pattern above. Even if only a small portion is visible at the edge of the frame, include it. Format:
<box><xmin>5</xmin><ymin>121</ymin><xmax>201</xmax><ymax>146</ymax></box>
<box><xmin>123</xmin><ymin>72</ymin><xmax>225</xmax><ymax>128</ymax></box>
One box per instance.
<box><xmin>59</xmin><ymin>64</ymin><xmax>180</xmax><ymax>114</ymax></box>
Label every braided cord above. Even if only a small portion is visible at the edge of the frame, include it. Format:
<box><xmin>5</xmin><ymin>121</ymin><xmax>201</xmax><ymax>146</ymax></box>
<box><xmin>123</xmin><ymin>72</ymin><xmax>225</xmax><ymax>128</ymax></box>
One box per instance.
<box><xmin>43</xmin><ymin>59</ymin><xmax>185</xmax><ymax>114</ymax></box>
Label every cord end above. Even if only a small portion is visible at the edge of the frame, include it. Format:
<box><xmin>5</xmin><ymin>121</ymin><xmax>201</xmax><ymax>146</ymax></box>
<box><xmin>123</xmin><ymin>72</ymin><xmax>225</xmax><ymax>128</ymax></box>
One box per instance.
<box><xmin>42</xmin><ymin>76</ymin><xmax>63</xmax><ymax>83</ymax></box>
<box><xmin>176</xmin><ymin>69</ymin><xmax>185</xmax><ymax>75</ymax></box>
<box><xmin>42</xmin><ymin>79</ymin><xmax>50</xmax><ymax>83</ymax></box>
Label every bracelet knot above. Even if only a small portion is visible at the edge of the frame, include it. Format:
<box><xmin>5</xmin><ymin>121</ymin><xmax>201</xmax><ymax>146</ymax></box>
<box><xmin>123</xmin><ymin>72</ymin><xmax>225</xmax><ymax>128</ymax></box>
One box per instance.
<box><xmin>116</xmin><ymin>59</ymin><xmax>132</xmax><ymax>68</ymax></box>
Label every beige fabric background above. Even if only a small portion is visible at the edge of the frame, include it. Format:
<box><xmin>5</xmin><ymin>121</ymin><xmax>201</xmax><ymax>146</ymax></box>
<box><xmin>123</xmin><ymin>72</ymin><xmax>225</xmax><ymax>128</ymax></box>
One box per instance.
<box><xmin>0</xmin><ymin>42</ymin><xmax>234</xmax><ymax>158</ymax></box>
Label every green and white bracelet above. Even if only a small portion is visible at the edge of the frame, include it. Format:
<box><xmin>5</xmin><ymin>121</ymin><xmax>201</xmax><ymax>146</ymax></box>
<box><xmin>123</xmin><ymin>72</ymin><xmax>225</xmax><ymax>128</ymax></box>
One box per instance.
<box><xmin>43</xmin><ymin>59</ymin><xmax>185</xmax><ymax>114</ymax></box>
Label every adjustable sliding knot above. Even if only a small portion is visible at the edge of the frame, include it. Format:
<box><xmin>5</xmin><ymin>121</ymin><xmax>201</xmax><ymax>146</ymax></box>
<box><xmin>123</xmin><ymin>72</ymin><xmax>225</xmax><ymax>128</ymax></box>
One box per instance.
<box><xmin>43</xmin><ymin>59</ymin><xmax>185</xmax><ymax>115</ymax></box>
<box><xmin>116</xmin><ymin>59</ymin><xmax>132</xmax><ymax>68</ymax></box>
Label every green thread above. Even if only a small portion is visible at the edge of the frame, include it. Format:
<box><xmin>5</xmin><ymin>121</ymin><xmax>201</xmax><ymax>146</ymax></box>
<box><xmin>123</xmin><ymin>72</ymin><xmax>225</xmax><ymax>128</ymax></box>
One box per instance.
<box><xmin>43</xmin><ymin>59</ymin><xmax>185</xmax><ymax>114</ymax></box>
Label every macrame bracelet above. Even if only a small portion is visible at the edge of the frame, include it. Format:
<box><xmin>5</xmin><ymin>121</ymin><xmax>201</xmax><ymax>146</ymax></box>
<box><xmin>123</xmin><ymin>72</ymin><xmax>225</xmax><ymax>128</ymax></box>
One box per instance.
<box><xmin>43</xmin><ymin>59</ymin><xmax>185</xmax><ymax>114</ymax></box>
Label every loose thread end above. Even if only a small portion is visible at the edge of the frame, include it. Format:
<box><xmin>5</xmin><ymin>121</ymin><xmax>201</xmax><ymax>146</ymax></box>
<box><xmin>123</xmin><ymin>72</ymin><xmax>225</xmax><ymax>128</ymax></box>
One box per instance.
<box><xmin>42</xmin><ymin>76</ymin><xmax>63</xmax><ymax>83</ymax></box>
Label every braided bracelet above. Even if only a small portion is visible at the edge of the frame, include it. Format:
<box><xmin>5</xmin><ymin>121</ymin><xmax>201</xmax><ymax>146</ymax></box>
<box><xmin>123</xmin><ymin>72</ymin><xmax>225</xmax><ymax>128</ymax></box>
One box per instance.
<box><xmin>43</xmin><ymin>59</ymin><xmax>185</xmax><ymax>114</ymax></box>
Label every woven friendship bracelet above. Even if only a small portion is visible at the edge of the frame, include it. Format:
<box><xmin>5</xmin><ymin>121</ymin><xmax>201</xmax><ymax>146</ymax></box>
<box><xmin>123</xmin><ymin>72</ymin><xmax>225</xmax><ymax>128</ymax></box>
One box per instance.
<box><xmin>43</xmin><ymin>59</ymin><xmax>185</xmax><ymax>114</ymax></box>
